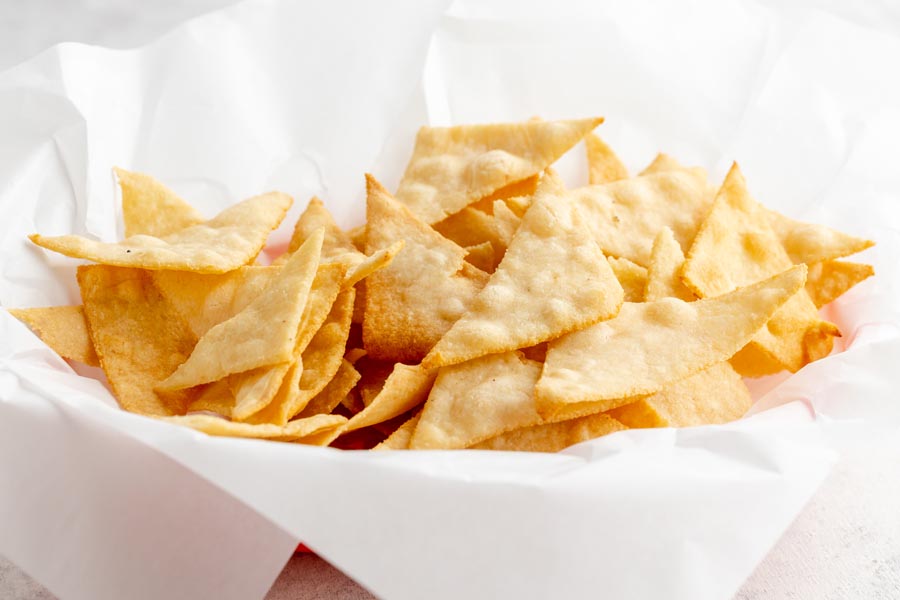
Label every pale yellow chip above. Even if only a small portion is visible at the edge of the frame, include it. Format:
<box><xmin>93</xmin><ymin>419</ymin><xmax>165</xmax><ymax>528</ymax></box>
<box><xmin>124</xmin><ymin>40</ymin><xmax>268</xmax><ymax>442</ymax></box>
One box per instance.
<box><xmin>229</xmin><ymin>362</ymin><xmax>292</xmax><ymax>421</ymax></box>
<box><xmin>186</xmin><ymin>379</ymin><xmax>234</xmax><ymax>417</ymax></box>
<box><xmin>344</xmin><ymin>364</ymin><xmax>437</xmax><ymax>432</ymax></box>
<box><xmin>161</xmin><ymin>413</ymin><xmax>346</xmax><ymax>441</ymax></box>
<box><xmin>396</xmin><ymin>117</ymin><xmax>603</xmax><ymax>224</ymax></box>
<box><xmin>343</xmin><ymin>241</ymin><xmax>403</xmax><ymax>288</ymax></box>
<box><xmin>585</xmin><ymin>133</ymin><xmax>628</xmax><ymax>185</ymax></box>
<box><xmin>8</xmin><ymin>305</ymin><xmax>99</xmax><ymax>366</ymax></box>
<box><xmin>422</xmin><ymin>172</ymin><xmax>624</xmax><ymax>369</ymax></box>
<box><xmin>157</xmin><ymin>229</ymin><xmax>323</xmax><ymax>391</ymax></box>
<box><xmin>491</xmin><ymin>199</ymin><xmax>521</xmax><ymax>248</ymax></box>
<box><xmin>434</xmin><ymin>207</ymin><xmax>508</xmax><ymax>252</ymax></box>
<box><xmin>768</xmin><ymin>210</ymin><xmax>874</xmax><ymax>265</ymax></box>
<box><xmin>571</xmin><ymin>168</ymin><xmax>714</xmax><ymax>266</ymax></box>
<box><xmin>31</xmin><ymin>192</ymin><xmax>292</xmax><ymax>273</ymax></box>
<box><xmin>153</xmin><ymin>266</ymin><xmax>278</xmax><ymax>338</ymax></box>
<box><xmin>805</xmin><ymin>260</ymin><xmax>875</xmax><ymax>308</ymax></box>
<box><xmin>463</xmin><ymin>241</ymin><xmax>497</xmax><ymax>273</ymax></box>
<box><xmin>78</xmin><ymin>265</ymin><xmax>197</xmax><ymax>416</ymax></box>
<box><xmin>299</xmin><ymin>359</ymin><xmax>362</xmax><ymax>417</ymax></box>
<box><xmin>467</xmin><ymin>175</ymin><xmax>540</xmax><ymax>215</ymax></box>
<box><xmin>536</xmin><ymin>265</ymin><xmax>807</xmax><ymax>417</ymax></box>
<box><xmin>248</xmin><ymin>288</ymin><xmax>355</xmax><ymax>425</ymax></box>
<box><xmin>363</xmin><ymin>175</ymin><xmax>488</xmax><ymax>363</ymax></box>
<box><xmin>471</xmin><ymin>412</ymin><xmax>626</xmax><ymax>453</ymax></box>
<box><xmin>644</xmin><ymin>227</ymin><xmax>695</xmax><ymax>302</ymax></box>
<box><xmin>115</xmin><ymin>168</ymin><xmax>204</xmax><ymax>238</ymax></box>
<box><xmin>639</xmin><ymin>153</ymin><xmax>685</xmax><ymax>175</ymax></box>
<box><xmin>373</xmin><ymin>412</ymin><xmax>421</xmax><ymax>450</ymax></box>
<box><xmin>682</xmin><ymin>163</ymin><xmax>840</xmax><ymax>374</ymax></box>
<box><xmin>607</xmin><ymin>362</ymin><xmax>750</xmax><ymax>428</ymax></box>
<box><xmin>412</xmin><ymin>352</ymin><xmax>542</xmax><ymax>450</ymax></box>
<box><xmin>607</xmin><ymin>256</ymin><xmax>648</xmax><ymax>302</ymax></box>
<box><xmin>287</xmin><ymin>197</ymin><xmax>357</xmax><ymax>258</ymax></box>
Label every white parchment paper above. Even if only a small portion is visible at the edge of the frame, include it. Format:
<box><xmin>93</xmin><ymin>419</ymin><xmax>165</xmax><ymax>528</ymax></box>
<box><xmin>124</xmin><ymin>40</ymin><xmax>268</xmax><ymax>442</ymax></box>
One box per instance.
<box><xmin>1</xmin><ymin>1</ymin><xmax>899</xmax><ymax>599</ymax></box>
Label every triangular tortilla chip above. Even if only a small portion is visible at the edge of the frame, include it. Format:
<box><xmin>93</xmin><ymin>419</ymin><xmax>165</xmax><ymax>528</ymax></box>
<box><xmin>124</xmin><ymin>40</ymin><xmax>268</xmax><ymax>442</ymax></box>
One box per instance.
<box><xmin>230</xmin><ymin>362</ymin><xmax>293</xmax><ymax>421</ymax></box>
<box><xmin>363</xmin><ymin>175</ymin><xmax>489</xmax><ymax>363</ymax></box>
<box><xmin>607</xmin><ymin>362</ymin><xmax>750</xmax><ymax>428</ymax></box>
<box><xmin>471</xmin><ymin>412</ymin><xmax>626</xmax><ymax>453</ymax></box>
<box><xmin>768</xmin><ymin>211</ymin><xmax>874</xmax><ymax>265</ymax></box>
<box><xmin>608</xmin><ymin>256</ymin><xmax>648</xmax><ymax>302</ymax></box>
<box><xmin>536</xmin><ymin>265</ymin><xmax>807</xmax><ymax>416</ymax></box>
<box><xmin>396</xmin><ymin>117</ymin><xmax>603</xmax><ymax>224</ymax></box>
<box><xmin>299</xmin><ymin>359</ymin><xmax>362</xmax><ymax>417</ymax></box>
<box><xmin>287</xmin><ymin>197</ymin><xmax>357</xmax><ymax>258</ymax></box>
<box><xmin>412</xmin><ymin>352</ymin><xmax>542</xmax><ymax>449</ymax></box>
<box><xmin>434</xmin><ymin>207</ymin><xmax>508</xmax><ymax>254</ymax></box>
<box><xmin>639</xmin><ymin>153</ymin><xmax>685</xmax><ymax>175</ymax></box>
<box><xmin>115</xmin><ymin>168</ymin><xmax>204</xmax><ymax>238</ymax></box>
<box><xmin>161</xmin><ymin>413</ymin><xmax>346</xmax><ymax>441</ymax></box>
<box><xmin>463</xmin><ymin>241</ymin><xmax>497</xmax><ymax>273</ymax></box>
<box><xmin>31</xmin><ymin>191</ymin><xmax>291</xmax><ymax>273</ymax></box>
<box><xmin>8</xmin><ymin>305</ymin><xmax>99</xmax><ymax>366</ymax></box>
<box><xmin>157</xmin><ymin>229</ymin><xmax>323</xmax><ymax>390</ymax></box>
<box><xmin>805</xmin><ymin>260</ymin><xmax>874</xmax><ymax>308</ymax></box>
<box><xmin>78</xmin><ymin>265</ymin><xmax>197</xmax><ymax>416</ymax></box>
<box><xmin>570</xmin><ymin>168</ymin><xmax>715</xmax><ymax>266</ymax></box>
<box><xmin>373</xmin><ymin>411</ymin><xmax>422</xmax><ymax>450</ymax></box>
<box><xmin>468</xmin><ymin>175</ymin><xmax>540</xmax><ymax>214</ymax></box>
<box><xmin>585</xmin><ymin>133</ymin><xmax>628</xmax><ymax>185</ymax></box>
<box><xmin>682</xmin><ymin>163</ymin><xmax>840</xmax><ymax>374</ymax></box>
<box><xmin>644</xmin><ymin>227</ymin><xmax>695</xmax><ymax>302</ymax></box>
<box><xmin>343</xmin><ymin>363</ymin><xmax>437</xmax><ymax>432</ymax></box>
<box><xmin>422</xmin><ymin>172</ymin><xmax>623</xmax><ymax>369</ymax></box>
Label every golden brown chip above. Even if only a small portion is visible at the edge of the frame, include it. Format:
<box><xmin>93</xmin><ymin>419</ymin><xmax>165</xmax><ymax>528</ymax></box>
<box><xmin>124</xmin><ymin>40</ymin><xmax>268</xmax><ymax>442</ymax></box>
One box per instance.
<box><xmin>644</xmin><ymin>227</ymin><xmax>695</xmax><ymax>302</ymax></box>
<box><xmin>373</xmin><ymin>412</ymin><xmax>421</xmax><ymax>450</ymax></box>
<box><xmin>411</xmin><ymin>352</ymin><xmax>542</xmax><ymax>449</ymax></box>
<box><xmin>463</xmin><ymin>241</ymin><xmax>497</xmax><ymax>273</ymax></box>
<box><xmin>422</xmin><ymin>172</ymin><xmax>623</xmax><ymax>369</ymax></box>
<box><xmin>161</xmin><ymin>412</ymin><xmax>346</xmax><ymax>441</ymax></box>
<box><xmin>468</xmin><ymin>175</ymin><xmax>540</xmax><ymax>214</ymax></box>
<box><xmin>78</xmin><ymin>265</ymin><xmax>197</xmax><ymax>416</ymax></box>
<box><xmin>8</xmin><ymin>305</ymin><xmax>99</xmax><ymax>366</ymax></box>
<box><xmin>768</xmin><ymin>211</ymin><xmax>874</xmax><ymax>265</ymax></box>
<box><xmin>433</xmin><ymin>206</ymin><xmax>508</xmax><ymax>251</ymax></box>
<box><xmin>805</xmin><ymin>260</ymin><xmax>875</xmax><ymax>308</ymax></box>
<box><xmin>682</xmin><ymin>163</ymin><xmax>839</xmax><ymax>374</ymax></box>
<box><xmin>607</xmin><ymin>362</ymin><xmax>750</xmax><ymax>428</ymax></box>
<box><xmin>607</xmin><ymin>256</ymin><xmax>648</xmax><ymax>302</ymax></box>
<box><xmin>363</xmin><ymin>175</ymin><xmax>488</xmax><ymax>363</ymax></box>
<box><xmin>536</xmin><ymin>265</ymin><xmax>806</xmax><ymax>417</ymax></box>
<box><xmin>571</xmin><ymin>168</ymin><xmax>714</xmax><ymax>266</ymax></box>
<box><xmin>115</xmin><ymin>168</ymin><xmax>204</xmax><ymax>238</ymax></box>
<box><xmin>491</xmin><ymin>199</ymin><xmax>521</xmax><ymax>248</ymax></box>
<box><xmin>585</xmin><ymin>133</ymin><xmax>628</xmax><ymax>185</ymax></box>
<box><xmin>157</xmin><ymin>230</ymin><xmax>323</xmax><ymax>391</ymax></box>
<box><xmin>395</xmin><ymin>118</ymin><xmax>602</xmax><ymax>224</ymax></box>
<box><xmin>299</xmin><ymin>359</ymin><xmax>362</xmax><ymax>417</ymax></box>
<box><xmin>287</xmin><ymin>197</ymin><xmax>357</xmax><ymax>258</ymax></box>
<box><xmin>344</xmin><ymin>363</ymin><xmax>437</xmax><ymax>432</ymax></box>
<box><xmin>343</xmin><ymin>241</ymin><xmax>403</xmax><ymax>288</ymax></box>
<box><xmin>471</xmin><ymin>412</ymin><xmax>626</xmax><ymax>453</ymax></box>
<box><xmin>31</xmin><ymin>192</ymin><xmax>291</xmax><ymax>273</ymax></box>
<box><xmin>186</xmin><ymin>379</ymin><xmax>234</xmax><ymax>417</ymax></box>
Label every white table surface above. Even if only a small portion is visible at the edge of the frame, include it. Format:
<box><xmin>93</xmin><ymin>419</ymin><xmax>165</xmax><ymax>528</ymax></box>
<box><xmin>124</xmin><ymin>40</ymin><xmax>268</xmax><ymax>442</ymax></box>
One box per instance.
<box><xmin>1</xmin><ymin>2</ymin><xmax>898</xmax><ymax>599</ymax></box>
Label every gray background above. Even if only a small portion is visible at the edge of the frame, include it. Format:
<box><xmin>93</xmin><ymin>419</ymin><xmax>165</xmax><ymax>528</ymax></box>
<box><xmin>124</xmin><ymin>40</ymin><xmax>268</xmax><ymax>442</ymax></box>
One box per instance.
<box><xmin>0</xmin><ymin>1</ymin><xmax>898</xmax><ymax>598</ymax></box>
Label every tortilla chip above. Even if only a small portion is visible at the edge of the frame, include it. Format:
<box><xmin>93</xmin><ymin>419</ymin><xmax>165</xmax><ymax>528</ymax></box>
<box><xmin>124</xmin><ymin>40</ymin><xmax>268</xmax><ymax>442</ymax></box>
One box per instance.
<box><xmin>157</xmin><ymin>229</ymin><xmax>323</xmax><ymax>390</ymax></box>
<box><xmin>363</xmin><ymin>175</ymin><xmax>489</xmax><ymax>363</ymax></box>
<box><xmin>536</xmin><ymin>265</ymin><xmax>806</xmax><ymax>416</ymax></box>
<box><xmin>396</xmin><ymin>118</ymin><xmax>603</xmax><ymax>224</ymax></box>
<box><xmin>491</xmin><ymin>199</ymin><xmax>521</xmax><ymax>247</ymax></box>
<box><xmin>768</xmin><ymin>211</ymin><xmax>874</xmax><ymax>265</ymax></box>
<box><xmin>644</xmin><ymin>227</ymin><xmax>695</xmax><ymax>302</ymax></box>
<box><xmin>31</xmin><ymin>191</ymin><xmax>292</xmax><ymax>273</ymax></box>
<box><xmin>608</xmin><ymin>256</ymin><xmax>648</xmax><ymax>302</ymax></box>
<box><xmin>78</xmin><ymin>265</ymin><xmax>197</xmax><ymax>416</ymax></box>
<box><xmin>373</xmin><ymin>412</ymin><xmax>421</xmax><ymax>450</ymax></box>
<box><xmin>607</xmin><ymin>362</ymin><xmax>750</xmax><ymax>428</ymax></box>
<box><xmin>585</xmin><ymin>133</ymin><xmax>628</xmax><ymax>185</ymax></box>
<box><xmin>344</xmin><ymin>363</ymin><xmax>437</xmax><ymax>432</ymax></box>
<box><xmin>468</xmin><ymin>175</ymin><xmax>540</xmax><ymax>214</ymax></box>
<box><xmin>230</xmin><ymin>362</ymin><xmax>293</xmax><ymax>421</ymax></box>
<box><xmin>422</xmin><ymin>172</ymin><xmax>623</xmax><ymax>369</ymax></box>
<box><xmin>570</xmin><ymin>168</ymin><xmax>715</xmax><ymax>266</ymax></box>
<box><xmin>639</xmin><ymin>153</ymin><xmax>685</xmax><ymax>176</ymax></box>
<box><xmin>248</xmin><ymin>288</ymin><xmax>355</xmax><ymax>424</ymax></box>
<box><xmin>287</xmin><ymin>197</ymin><xmax>357</xmax><ymax>258</ymax></box>
<box><xmin>153</xmin><ymin>266</ymin><xmax>278</xmax><ymax>338</ymax></box>
<box><xmin>464</xmin><ymin>241</ymin><xmax>497</xmax><ymax>273</ymax></box>
<box><xmin>682</xmin><ymin>163</ymin><xmax>839</xmax><ymax>374</ymax></box>
<box><xmin>805</xmin><ymin>260</ymin><xmax>874</xmax><ymax>308</ymax></box>
<box><xmin>161</xmin><ymin>413</ymin><xmax>346</xmax><ymax>441</ymax></box>
<box><xmin>471</xmin><ymin>412</ymin><xmax>626</xmax><ymax>453</ymax></box>
<box><xmin>299</xmin><ymin>359</ymin><xmax>362</xmax><ymax>417</ymax></box>
<box><xmin>412</xmin><ymin>352</ymin><xmax>542</xmax><ymax>449</ymax></box>
<box><xmin>8</xmin><ymin>305</ymin><xmax>99</xmax><ymax>366</ymax></box>
<box><xmin>434</xmin><ymin>207</ymin><xmax>508</xmax><ymax>254</ymax></box>
<box><xmin>343</xmin><ymin>241</ymin><xmax>403</xmax><ymax>288</ymax></box>
<box><xmin>115</xmin><ymin>168</ymin><xmax>204</xmax><ymax>238</ymax></box>
<box><xmin>186</xmin><ymin>379</ymin><xmax>234</xmax><ymax>417</ymax></box>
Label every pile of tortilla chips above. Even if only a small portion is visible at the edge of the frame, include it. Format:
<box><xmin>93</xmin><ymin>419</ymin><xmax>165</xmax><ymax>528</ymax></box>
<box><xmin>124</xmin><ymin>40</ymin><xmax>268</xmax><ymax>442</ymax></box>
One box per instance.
<box><xmin>12</xmin><ymin>118</ymin><xmax>875</xmax><ymax>452</ymax></box>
